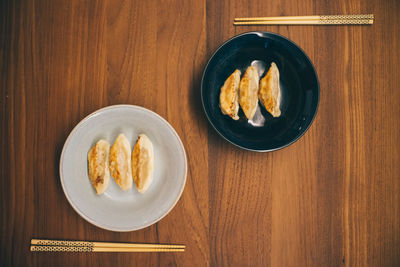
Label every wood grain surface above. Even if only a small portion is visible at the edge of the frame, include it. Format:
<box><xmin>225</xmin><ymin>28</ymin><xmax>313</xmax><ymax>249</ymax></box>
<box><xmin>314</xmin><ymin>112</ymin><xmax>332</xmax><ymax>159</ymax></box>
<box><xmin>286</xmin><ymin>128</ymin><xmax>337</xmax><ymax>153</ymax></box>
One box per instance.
<box><xmin>1</xmin><ymin>0</ymin><xmax>399</xmax><ymax>266</ymax></box>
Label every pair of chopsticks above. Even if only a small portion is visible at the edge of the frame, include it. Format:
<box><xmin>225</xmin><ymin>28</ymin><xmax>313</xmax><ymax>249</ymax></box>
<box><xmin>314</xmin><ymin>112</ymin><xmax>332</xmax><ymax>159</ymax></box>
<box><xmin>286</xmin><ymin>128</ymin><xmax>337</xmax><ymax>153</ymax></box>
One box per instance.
<box><xmin>234</xmin><ymin>14</ymin><xmax>374</xmax><ymax>25</ymax></box>
<box><xmin>30</xmin><ymin>239</ymin><xmax>185</xmax><ymax>252</ymax></box>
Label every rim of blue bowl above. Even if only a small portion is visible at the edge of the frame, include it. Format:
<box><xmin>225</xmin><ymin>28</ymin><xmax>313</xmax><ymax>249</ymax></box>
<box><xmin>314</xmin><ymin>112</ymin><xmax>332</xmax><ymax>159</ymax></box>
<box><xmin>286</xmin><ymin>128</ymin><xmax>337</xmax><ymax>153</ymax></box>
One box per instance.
<box><xmin>200</xmin><ymin>31</ymin><xmax>320</xmax><ymax>152</ymax></box>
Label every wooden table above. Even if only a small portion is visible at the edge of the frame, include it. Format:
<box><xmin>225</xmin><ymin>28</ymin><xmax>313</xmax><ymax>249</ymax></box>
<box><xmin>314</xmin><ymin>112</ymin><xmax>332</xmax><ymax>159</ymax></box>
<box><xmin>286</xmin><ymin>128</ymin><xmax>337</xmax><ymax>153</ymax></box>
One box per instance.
<box><xmin>1</xmin><ymin>0</ymin><xmax>399</xmax><ymax>266</ymax></box>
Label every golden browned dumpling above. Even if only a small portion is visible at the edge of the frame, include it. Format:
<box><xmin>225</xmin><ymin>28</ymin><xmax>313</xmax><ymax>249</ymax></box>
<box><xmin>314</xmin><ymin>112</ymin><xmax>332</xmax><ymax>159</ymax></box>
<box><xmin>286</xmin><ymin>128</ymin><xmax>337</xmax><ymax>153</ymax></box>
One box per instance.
<box><xmin>219</xmin><ymin>69</ymin><xmax>241</xmax><ymax>120</ymax></box>
<box><xmin>132</xmin><ymin>134</ymin><xmax>154</xmax><ymax>193</ymax></box>
<box><xmin>239</xmin><ymin>66</ymin><xmax>259</xmax><ymax>120</ymax></box>
<box><xmin>109</xmin><ymin>134</ymin><xmax>133</xmax><ymax>191</ymax></box>
<box><xmin>259</xmin><ymin>62</ymin><xmax>281</xmax><ymax>117</ymax></box>
<box><xmin>87</xmin><ymin>140</ymin><xmax>110</xmax><ymax>194</ymax></box>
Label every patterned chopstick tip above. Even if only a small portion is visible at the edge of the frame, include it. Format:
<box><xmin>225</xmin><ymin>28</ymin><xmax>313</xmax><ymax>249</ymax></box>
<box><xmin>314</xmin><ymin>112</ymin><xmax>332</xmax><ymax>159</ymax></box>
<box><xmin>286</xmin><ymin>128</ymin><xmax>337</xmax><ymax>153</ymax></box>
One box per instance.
<box><xmin>320</xmin><ymin>14</ymin><xmax>374</xmax><ymax>20</ymax></box>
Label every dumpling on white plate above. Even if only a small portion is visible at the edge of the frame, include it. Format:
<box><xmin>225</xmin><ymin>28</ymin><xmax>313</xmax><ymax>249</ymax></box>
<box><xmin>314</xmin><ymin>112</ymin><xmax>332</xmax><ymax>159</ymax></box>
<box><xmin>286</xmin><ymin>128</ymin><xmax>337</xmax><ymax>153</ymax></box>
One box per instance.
<box><xmin>259</xmin><ymin>62</ymin><xmax>281</xmax><ymax>117</ymax></box>
<box><xmin>239</xmin><ymin>66</ymin><xmax>259</xmax><ymax>120</ymax></box>
<box><xmin>131</xmin><ymin>134</ymin><xmax>154</xmax><ymax>193</ymax></box>
<box><xmin>87</xmin><ymin>139</ymin><xmax>110</xmax><ymax>194</ymax></box>
<box><xmin>219</xmin><ymin>69</ymin><xmax>241</xmax><ymax>120</ymax></box>
<box><xmin>109</xmin><ymin>134</ymin><xmax>133</xmax><ymax>190</ymax></box>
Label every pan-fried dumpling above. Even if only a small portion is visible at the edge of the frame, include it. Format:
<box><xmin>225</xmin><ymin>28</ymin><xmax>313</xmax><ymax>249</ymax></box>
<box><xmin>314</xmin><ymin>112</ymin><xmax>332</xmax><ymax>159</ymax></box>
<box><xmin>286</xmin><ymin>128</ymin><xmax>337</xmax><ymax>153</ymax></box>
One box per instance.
<box><xmin>109</xmin><ymin>134</ymin><xmax>133</xmax><ymax>191</ymax></box>
<box><xmin>131</xmin><ymin>134</ymin><xmax>154</xmax><ymax>193</ymax></box>
<box><xmin>88</xmin><ymin>140</ymin><xmax>110</xmax><ymax>194</ymax></box>
<box><xmin>239</xmin><ymin>66</ymin><xmax>259</xmax><ymax>120</ymax></box>
<box><xmin>219</xmin><ymin>69</ymin><xmax>241</xmax><ymax>120</ymax></box>
<box><xmin>259</xmin><ymin>62</ymin><xmax>281</xmax><ymax>117</ymax></box>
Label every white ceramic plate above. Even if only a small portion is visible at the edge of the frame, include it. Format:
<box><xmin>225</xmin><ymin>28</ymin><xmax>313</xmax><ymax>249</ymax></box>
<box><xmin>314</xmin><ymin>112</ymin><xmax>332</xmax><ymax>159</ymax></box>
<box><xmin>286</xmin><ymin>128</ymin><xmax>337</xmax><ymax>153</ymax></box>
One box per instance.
<box><xmin>60</xmin><ymin>105</ymin><xmax>187</xmax><ymax>231</ymax></box>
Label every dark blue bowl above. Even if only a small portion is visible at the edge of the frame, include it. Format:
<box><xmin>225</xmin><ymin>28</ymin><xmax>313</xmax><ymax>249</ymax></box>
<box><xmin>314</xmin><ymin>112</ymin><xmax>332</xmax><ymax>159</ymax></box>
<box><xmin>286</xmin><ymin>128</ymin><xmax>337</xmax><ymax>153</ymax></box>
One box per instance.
<box><xmin>201</xmin><ymin>31</ymin><xmax>319</xmax><ymax>152</ymax></box>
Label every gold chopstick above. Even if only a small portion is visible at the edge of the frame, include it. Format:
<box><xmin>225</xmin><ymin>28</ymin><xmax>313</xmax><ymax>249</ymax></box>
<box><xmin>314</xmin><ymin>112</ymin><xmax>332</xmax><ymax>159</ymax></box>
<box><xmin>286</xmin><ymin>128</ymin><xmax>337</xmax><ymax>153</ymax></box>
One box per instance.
<box><xmin>30</xmin><ymin>239</ymin><xmax>185</xmax><ymax>251</ymax></box>
<box><xmin>30</xmin><ymin>245</ymin><xmax>185</xmax><ymax>252</ymax></box>
<box><xmin>234</xmin><ymin>14</ymin><xmax>374</xmax><ymax>21</ymax></box>
<box><xmin>234</xmin><ymin>19</ymin><xmax>373</xmax><ymax>25</ymax></box>
<box><xmin>233</xmin><ymin>14</ymin><xmax>374</xmax><ymax>26</ymax></box>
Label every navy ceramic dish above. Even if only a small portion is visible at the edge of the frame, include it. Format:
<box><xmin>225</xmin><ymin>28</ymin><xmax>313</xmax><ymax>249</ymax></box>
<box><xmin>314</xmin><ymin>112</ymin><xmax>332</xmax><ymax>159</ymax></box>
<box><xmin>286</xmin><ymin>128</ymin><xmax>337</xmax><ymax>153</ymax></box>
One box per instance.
<box><xmin>201</xmin><ymin>31</ymin><xmax>319</xmax><ymax>152</ymax></box>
